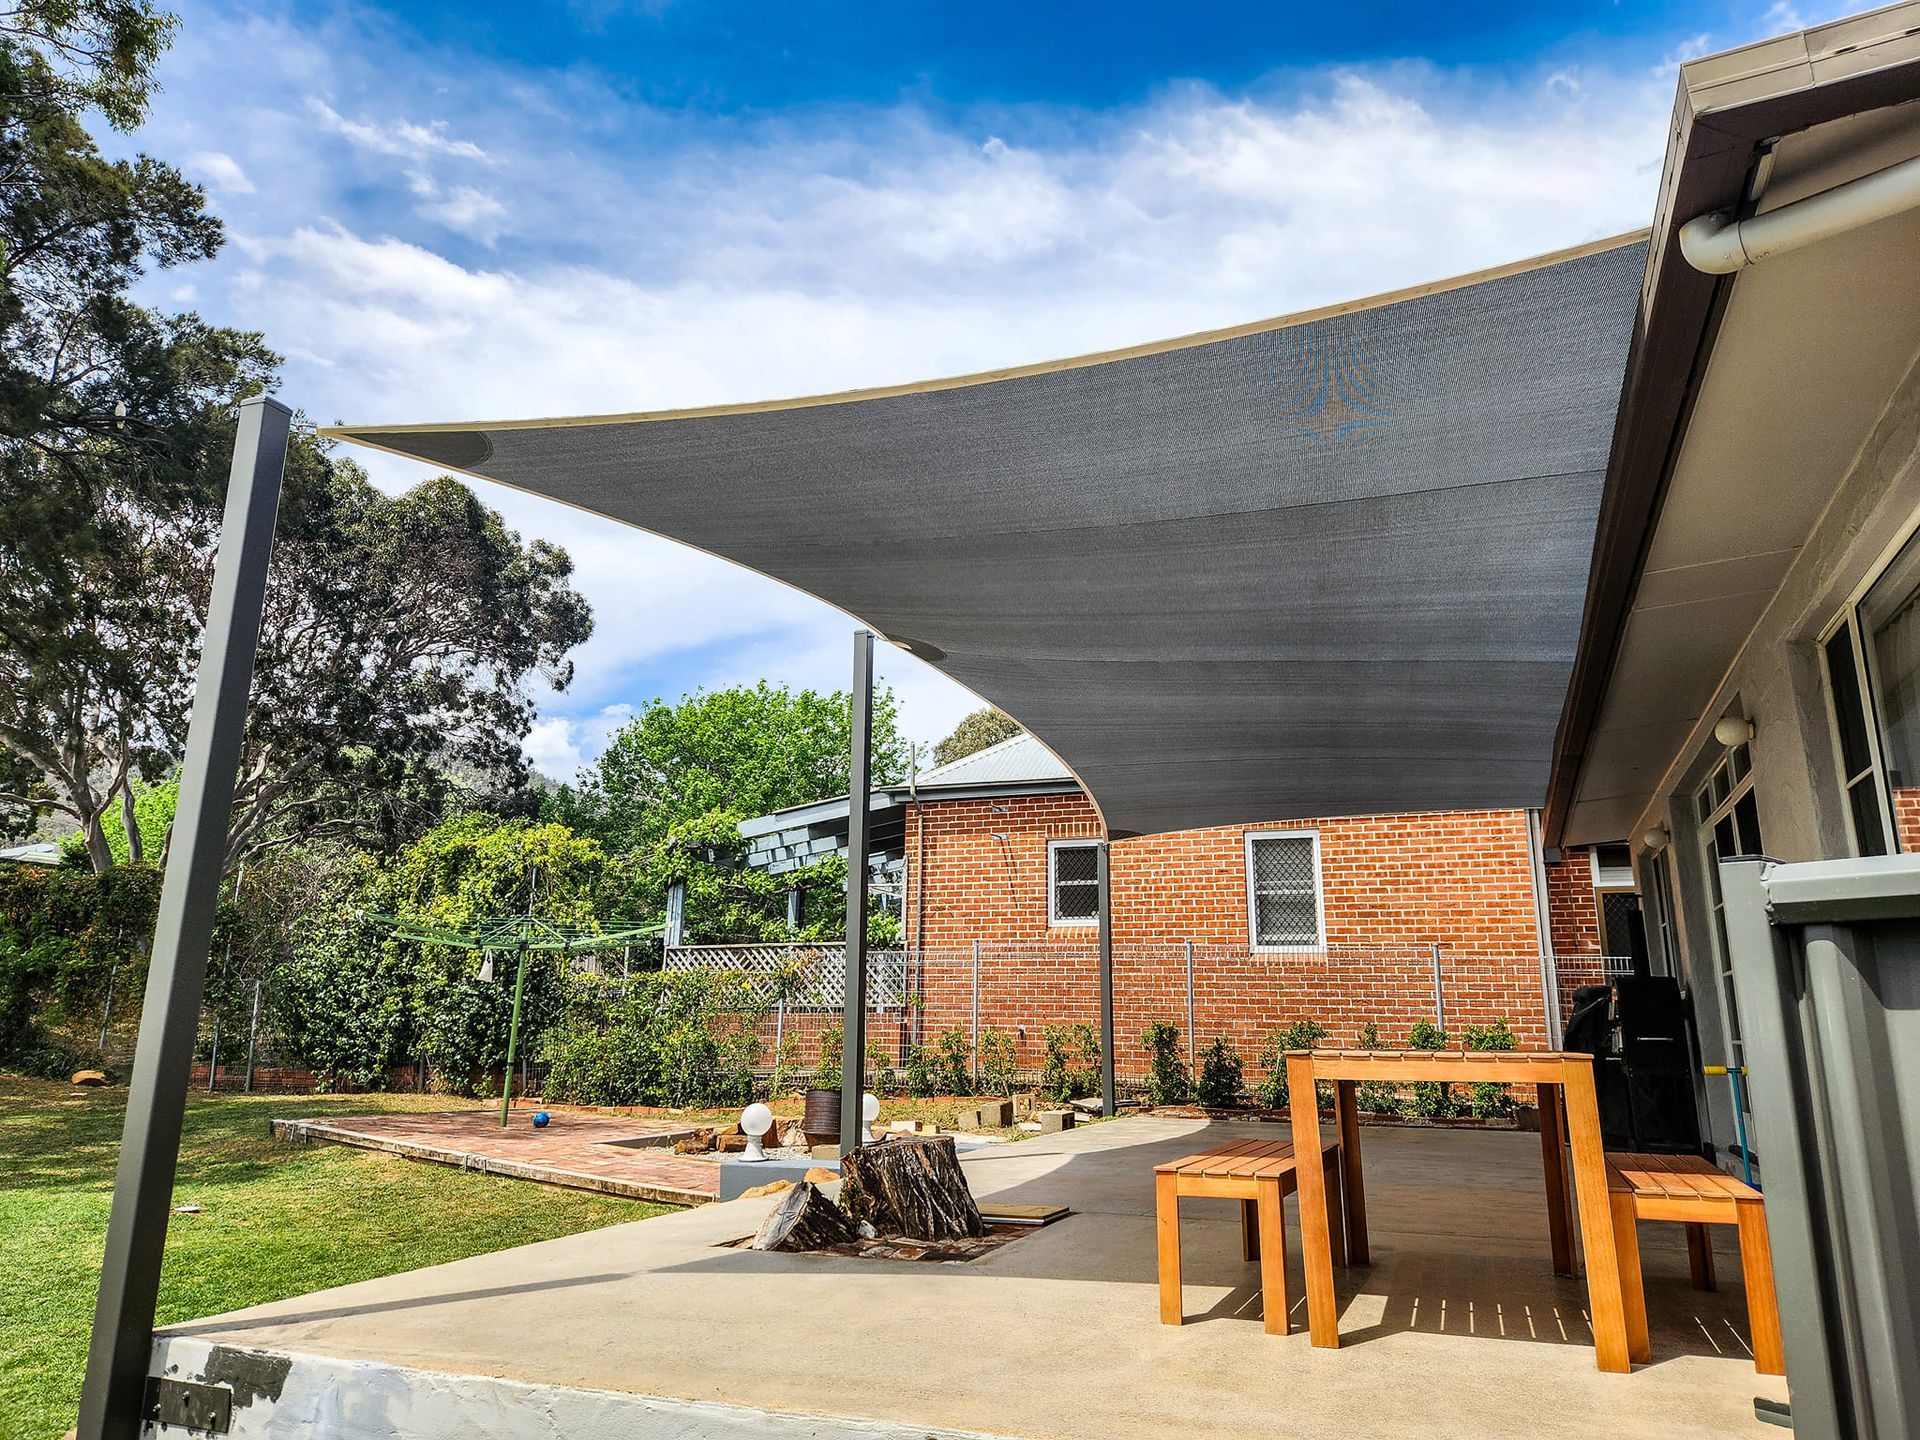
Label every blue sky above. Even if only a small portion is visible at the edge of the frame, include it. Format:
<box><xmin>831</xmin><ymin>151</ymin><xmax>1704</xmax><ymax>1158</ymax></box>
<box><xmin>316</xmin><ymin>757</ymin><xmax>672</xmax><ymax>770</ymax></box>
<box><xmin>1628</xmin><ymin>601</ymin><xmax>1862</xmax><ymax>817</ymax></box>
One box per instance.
<box><xmin>117</xmin><ymin>0</ymin><xmax>1834</xmax><ymax>778</ymax></box>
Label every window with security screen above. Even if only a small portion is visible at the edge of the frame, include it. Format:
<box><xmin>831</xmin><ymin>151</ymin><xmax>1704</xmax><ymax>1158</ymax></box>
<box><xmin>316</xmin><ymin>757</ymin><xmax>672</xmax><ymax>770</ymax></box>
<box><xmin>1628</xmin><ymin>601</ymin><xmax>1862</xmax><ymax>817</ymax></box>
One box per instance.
<box><xmin>1245</xmin><ymin>831</ymin><xmax>1322</xmax><ymax>949</ymax></box>
<box><xmin>1048</xmin><ymin>839</ymin><xmax>1100</xmax><ymax>925</ymax></box>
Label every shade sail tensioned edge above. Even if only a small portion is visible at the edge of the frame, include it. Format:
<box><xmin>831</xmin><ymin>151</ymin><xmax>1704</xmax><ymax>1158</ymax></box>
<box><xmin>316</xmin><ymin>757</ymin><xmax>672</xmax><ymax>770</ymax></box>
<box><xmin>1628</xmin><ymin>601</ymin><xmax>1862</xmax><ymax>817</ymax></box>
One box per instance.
<box><xmin>325</xmin><ymin>232</ymin><xmax>1650</xmax><ymax>839</ymax></box>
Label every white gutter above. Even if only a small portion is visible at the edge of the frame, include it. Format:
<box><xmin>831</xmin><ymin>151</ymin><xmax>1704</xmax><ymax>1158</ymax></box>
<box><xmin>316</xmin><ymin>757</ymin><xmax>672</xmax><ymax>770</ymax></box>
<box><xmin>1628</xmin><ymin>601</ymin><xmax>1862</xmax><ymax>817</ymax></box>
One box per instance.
<box><xmin>1679</xmin><ymin>152</ymin><xmax>1920</xmax><ymax>273</ymax></box>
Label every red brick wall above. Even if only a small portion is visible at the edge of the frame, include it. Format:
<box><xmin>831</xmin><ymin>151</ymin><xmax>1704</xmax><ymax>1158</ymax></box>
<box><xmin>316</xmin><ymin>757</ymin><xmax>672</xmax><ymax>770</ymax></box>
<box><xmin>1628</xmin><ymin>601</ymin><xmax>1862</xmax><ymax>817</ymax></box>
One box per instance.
<box><xmin>892</xmin><ymin>796</ymin><xmax>1560</xmax><ymax>1077</ymax></box>
<box><xmin>1545</xmin><ymin>848</ymin><xmax>1608</xmax><ymax>1014</ymax></box>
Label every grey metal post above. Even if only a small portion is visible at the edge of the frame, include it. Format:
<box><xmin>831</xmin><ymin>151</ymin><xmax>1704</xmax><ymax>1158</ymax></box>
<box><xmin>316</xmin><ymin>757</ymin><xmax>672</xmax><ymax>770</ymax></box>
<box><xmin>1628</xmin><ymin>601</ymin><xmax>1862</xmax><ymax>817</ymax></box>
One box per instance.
<box><xmin>1097</xmin><ymin>839</ymin><xmax>1115</xmax><ymax>1117</ymax></box>
<box><xmin>663</xmin><ymin>879</ymin><xmax>687</xmax><ymax>949</ymax></box>
<box><xmin>838</xmin><ymin>630</ymin><xmax>874</xmax><ymax>1153</ymax></box>
<box><xmin>1184</xmin><ymin>940</ymin><xmax>1196</xmax><ymax>1070</ymax></box>
<box><xmin>1718</xmin><ymin>856</ymin><xmax>1843</xmax><ymax>1438</ymax></box>
<box><xmin>1430</xmin><ymin>942</ymin><xmax>1446</xmax><ymax>1031</ymax></box>
<box><xmin>970</xmin><ymin>938</ymin><xmax>981</xmax><ymax>1089</ymax></box>
<box><xmin>243</xmin><ymin>979</ymin><xmax>261</xmax><ymax>1093</ymax></box>
<box><xmin>76</xmin><ymin>395</ymin><xmax>289</xmax><ymax>1440</ymax></box>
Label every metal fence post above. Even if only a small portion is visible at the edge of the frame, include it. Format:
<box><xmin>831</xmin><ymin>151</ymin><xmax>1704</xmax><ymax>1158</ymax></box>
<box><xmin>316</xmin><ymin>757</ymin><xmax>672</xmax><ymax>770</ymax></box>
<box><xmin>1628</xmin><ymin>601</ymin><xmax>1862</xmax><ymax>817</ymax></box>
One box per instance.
<box><xmin>1430</xmin><ymin>942</ymin><xmax>1446</xmax><ymax>1031</ymax></box>
<box><xmin>970</xmin><ymin>939</ymin><xmax>981</xmax><ymax>1090</ymax></box>
<box><xmin>1184</xmin><ymin>940</ymin><xmax>1196</xmax><ymax>1069</ymax></box>
<box><xmin>76</xmin><ymin>396</ymin><xmax>290</xmax><ymax>1440</ymax></box>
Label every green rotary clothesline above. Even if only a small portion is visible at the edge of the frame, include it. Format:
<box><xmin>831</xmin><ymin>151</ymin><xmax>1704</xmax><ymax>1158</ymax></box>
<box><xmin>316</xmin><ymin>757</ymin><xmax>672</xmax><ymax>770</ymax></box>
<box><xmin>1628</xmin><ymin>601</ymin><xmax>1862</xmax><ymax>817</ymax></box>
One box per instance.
<box><xmin>360</xmin><ymin>909</ymin><xmax>667</xmax><ymax>1128</ymax></box>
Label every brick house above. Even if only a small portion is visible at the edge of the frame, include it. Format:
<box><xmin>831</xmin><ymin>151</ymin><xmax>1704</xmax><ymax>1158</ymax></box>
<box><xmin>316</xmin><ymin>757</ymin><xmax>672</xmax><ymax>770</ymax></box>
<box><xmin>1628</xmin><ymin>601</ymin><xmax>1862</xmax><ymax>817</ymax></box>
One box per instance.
<box><xmin>736</xmin><ymin>733</ymin><xmax>1626</xmax><ymax>1082</ymax></box>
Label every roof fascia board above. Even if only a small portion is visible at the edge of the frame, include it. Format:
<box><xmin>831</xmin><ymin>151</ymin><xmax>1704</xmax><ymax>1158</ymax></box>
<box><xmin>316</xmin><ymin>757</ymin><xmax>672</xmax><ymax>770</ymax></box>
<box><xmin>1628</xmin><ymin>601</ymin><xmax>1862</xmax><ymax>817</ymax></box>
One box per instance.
<box><xmin>1544</xmin><ymin>16</ymin><xmax>1920</xmax><ymax>846</ymax></box>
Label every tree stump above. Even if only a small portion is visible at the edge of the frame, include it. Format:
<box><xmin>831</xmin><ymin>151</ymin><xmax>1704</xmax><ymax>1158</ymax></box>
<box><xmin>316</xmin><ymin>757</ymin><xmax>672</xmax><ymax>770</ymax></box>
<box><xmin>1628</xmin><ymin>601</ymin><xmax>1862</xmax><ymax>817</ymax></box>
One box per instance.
<box><xmin>750</xmin><ymin>1181</ymin><xmax>859</xmax><ymax>1252</ymax></box>
<box><xmin>840</xmin><ymin>1135</ymin><xmax>984</xmax><ymax>1240</ymax></box>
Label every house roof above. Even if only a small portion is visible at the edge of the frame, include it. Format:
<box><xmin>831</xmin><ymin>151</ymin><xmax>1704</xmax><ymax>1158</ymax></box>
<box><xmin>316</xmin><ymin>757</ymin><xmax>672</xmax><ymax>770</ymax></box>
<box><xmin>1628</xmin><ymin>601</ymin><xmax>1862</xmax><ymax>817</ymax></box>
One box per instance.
<box><xmin>910</xmin><ymin>733</ymin><xmax>1073</xmax><ymax>790</ymax></box>
<box><xmin>327</xmin><ymin>235</ymin><xmax>1645</xmax><ymax>839</ymax></box>
<box><xmin>1545</xmin><ymin>3</ymin><xmax>1920</xmax><ymax>845</ymax></box>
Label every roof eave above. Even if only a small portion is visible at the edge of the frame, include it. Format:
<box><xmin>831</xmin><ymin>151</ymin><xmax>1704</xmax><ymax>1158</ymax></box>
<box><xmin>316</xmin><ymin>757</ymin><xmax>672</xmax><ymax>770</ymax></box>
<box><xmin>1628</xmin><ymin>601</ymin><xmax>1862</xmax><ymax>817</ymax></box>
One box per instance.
<box><xmin>1543</xmin><ymin>3</ymin><xmax>1920</xmax><ymax>847</ymax></box>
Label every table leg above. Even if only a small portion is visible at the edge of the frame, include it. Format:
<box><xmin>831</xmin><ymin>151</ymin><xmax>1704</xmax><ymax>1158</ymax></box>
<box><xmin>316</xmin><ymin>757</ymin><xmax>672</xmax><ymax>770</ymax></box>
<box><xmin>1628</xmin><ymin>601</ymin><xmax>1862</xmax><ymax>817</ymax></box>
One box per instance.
<box><xmin>1289</xmin><ymin>1055</ymin><xmax>1340</xmax><ymax>1348</ymax></box>
<box><xmin>1322</xmin><ymin>1143</ymin><xmax>1347</xmax><ymax>1268</ymax></box>
<box><xmin>1538</xmin><ymin>1083</ymin><xmax>1576</xmax><ymax>1278</ymax></box>
<box><xmin>1561</xmin><ymin>1060</ymin><xmax>1631</xmax><ymax>1373</ymax></box>
<box><xmin>1611</xmin><ymin>1189</ymin><xmax>1650</xmax><ymax>1366</ymax></box>
<box><xmin>1258</xmin><ymin>1179</ymin><xmax>1289</xmax><ymax>1336</ymax></box>
<box><xmin>1241</xmin><ymin>1198</ymin><xmax>1261</xmax><ymax>1262</ymax></box>
<box><xmin>1336</xmin><ymin>1079</ymin><xmax>1369</xmax><ymax>1265</ymax></box>
<box><xmin>1685</xmin><ymin>1223</ymin><xmax>1716</xmax><ymax>1292</ymax></box>
<box><xmin>1156</xmin><ymin>1171</ymin><xmax>1181</xmax><ymax>1326</ymax></box>
<box><xmin>1736</xmin><ymin>1201</ymin><xmax>1785</xmax><ymax>1377</ymax></box>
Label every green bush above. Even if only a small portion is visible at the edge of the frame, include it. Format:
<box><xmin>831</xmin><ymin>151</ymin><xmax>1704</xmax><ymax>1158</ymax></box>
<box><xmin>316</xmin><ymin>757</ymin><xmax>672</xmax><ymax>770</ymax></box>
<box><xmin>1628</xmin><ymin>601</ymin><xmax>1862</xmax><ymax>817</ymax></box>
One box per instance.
<box><xmin>978</xmin><ymin>1026</ymin><xmax>1016</xmax><ymax>1096</ymax></box>
<box><xmin>1196</xmin><ymin>1037</ymin><xmax>1245</xmax><ymax>1108</ymax></box>
<box><xmin>1354</xmin><ymin>1021</ymin><xmax>1401</xmax><ymax>1114</ymax></box>
<box><xmin>540</xmin><ymin>970</ymin><xmax>763</xmax><ymax>1107</ymax></box>
<box><xmin>814</xmin><ymin>1022</ymin><xmax>843</xmax><ymax>1092</ymax></box>
<box><xmin>1462</xmin><ymin>1017</ymin><xmax>1518</xmax><ymax>1118</ymax></box>
<box><xmin>903</xmin><ymin>1041</ymin><xmax>943</xmax><ymax>1097</ymax></box>
<box><xmin>1405</xmin><ymin>1019</ymin><xmax>1457</xmax><ymax>1118</ymax></box>
<box><xmin>1040</xmin><ymin>1022</ymin><xmax>1100</xmax><ymax>1102</ymax></box>
<box><xmin>1254</xmin><ymin>1017</ymin><xmax>1329</xmax><ymax>1108</ymax></box>
<box><xmin>1140</xmin><ymin>1021</ymin><xmax>1192</xmax><ymax>1105</ymax></box>
<box><xmin>0</xmin><ymin>864</ymin><xmax>160</xmax><ymax>1074</ymax></box>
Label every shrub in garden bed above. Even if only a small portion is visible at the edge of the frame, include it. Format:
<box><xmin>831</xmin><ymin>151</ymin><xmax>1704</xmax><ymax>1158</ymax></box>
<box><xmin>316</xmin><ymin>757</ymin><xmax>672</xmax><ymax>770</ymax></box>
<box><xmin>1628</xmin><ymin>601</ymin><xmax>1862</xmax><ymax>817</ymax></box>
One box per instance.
<box><xmin>1140</xmin><ymin>1021</ymin><xmax>1192</xmax><ymax>1105</ymax></box>
<box><xmin>1040</xmin><ymin>1022</ymin><xmax>1100</xmax><ymax>1102</ymax></box>
<box><xmin>1196</xmin><ymin>1036</ymin><xmax>1245</xmax><ymax>1108</ymax></box>
<box><xmin>1462</xmin><ymin>1017</ymin><xmax>1519</xmax><ymax>1118</ymax></box>
<box><xmin>978</xmin><ymin>1026</ymin><xmax>1016</xmax><ymax>1096</ymax></box>
<box><xmin>1404</xmin><ymin>1020</ymin><xmax>1457</xmax><ymax>1118</ymax></box>
<box><xmin>1254</xmin><ymin>1018</ymin><xmax>1329</xmax><ymax>1109</ymax></box>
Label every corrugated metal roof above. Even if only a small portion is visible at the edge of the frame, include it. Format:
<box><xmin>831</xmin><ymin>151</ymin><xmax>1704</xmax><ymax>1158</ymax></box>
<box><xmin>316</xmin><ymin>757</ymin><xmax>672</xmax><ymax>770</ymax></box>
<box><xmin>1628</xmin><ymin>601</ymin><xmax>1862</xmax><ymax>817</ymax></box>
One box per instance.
<box><xmin>911</xmin><ymin>732</ymin><xmax>1072</xmax><ymax>789</ymax></box>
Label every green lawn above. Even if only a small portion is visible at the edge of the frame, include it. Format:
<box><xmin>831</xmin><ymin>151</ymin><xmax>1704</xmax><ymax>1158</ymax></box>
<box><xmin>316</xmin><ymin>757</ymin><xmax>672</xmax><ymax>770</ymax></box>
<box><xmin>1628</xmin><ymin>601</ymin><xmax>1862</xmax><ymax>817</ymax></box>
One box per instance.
<box><xmin>0</xmin><ymin>1074</ymin><xmax>667</xmax><ymax>1440</ymax></box>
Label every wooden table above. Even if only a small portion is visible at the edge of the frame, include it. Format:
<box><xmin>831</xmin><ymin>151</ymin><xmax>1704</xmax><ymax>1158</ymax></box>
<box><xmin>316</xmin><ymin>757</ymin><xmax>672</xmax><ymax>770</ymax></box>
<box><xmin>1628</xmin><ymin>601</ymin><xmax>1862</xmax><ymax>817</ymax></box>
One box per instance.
<box><xmin>1285</xmin><ymin>1048</ymin><xmax>1630</xmax><ymax>1373</ymax></box>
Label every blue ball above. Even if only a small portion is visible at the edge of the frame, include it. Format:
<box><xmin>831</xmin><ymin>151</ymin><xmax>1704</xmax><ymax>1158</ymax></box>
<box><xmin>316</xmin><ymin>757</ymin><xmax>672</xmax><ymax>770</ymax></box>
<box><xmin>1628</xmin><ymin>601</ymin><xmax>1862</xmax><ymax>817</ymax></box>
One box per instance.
<box><xmin>532</xmin><ymin>1111</ymin><xmax>551</xmax><ymax>1128</ymax></box>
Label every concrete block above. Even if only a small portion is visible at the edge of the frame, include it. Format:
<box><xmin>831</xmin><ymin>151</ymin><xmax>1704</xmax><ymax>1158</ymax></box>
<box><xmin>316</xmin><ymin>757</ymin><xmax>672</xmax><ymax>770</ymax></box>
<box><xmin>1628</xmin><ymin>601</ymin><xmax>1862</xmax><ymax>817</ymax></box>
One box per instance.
<box><xmin>1037</xmin><ymin>1109</ymin><xmax>1076</xmax><ymax>1133</ymax></box>
<box><xmin>973</xmin><ymin>1098</ymin><xmax>1014</xmax><ymax>1128</ymax></box>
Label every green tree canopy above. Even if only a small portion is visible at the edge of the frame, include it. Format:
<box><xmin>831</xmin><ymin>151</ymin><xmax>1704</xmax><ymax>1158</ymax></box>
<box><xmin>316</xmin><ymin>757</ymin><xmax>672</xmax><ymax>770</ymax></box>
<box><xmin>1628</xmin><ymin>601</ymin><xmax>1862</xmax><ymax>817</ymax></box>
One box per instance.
<box><xmin>932</xmin><ymin>706</ymin><xmax>1023</xmax><ymax>768</ymax></box>
<box><xmin>553</xmin><ymin>681</ymin><xmax>907</xmax><ymax>856</ymax></box>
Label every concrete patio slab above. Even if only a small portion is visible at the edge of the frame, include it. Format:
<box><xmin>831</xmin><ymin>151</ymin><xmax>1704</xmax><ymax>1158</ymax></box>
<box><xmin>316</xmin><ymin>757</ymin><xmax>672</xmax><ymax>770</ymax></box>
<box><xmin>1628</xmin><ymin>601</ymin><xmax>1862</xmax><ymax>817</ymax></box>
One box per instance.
<box><xmin>270</xmin><ymin>1109</ymin><xmax>719</xmax><ymax>1205</ymax></box>
<box><xmin>161</xmin><ymin>1115</ymin><xmax>1786</xmax><ymax>1440</ymax></box>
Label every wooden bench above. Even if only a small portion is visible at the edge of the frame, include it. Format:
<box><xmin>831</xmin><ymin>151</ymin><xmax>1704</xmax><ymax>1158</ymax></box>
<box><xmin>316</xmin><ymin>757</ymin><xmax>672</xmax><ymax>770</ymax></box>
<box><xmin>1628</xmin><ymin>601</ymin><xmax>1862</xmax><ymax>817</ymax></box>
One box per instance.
<box><xmin>1155</xmin><ymin>1137</ymin><xmax>1344</xmax><ymax>1336</ymax></box>
<box><xmin>1607</xmin><ymin>1152</ymin><xmax>1784</xmax><ymax>1375</ymax></box>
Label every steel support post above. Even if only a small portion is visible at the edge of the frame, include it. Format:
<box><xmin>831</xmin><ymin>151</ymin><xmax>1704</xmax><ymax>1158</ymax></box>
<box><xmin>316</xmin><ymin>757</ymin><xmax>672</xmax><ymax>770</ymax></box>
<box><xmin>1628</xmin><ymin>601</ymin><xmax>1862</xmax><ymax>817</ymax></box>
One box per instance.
<box><xmin>75</xmin><ymin>396</ymin><xmax>290</xmax><ymax>1440</ymax></box>
<box><xmin>839</xmin><ymin>630</ymin><xmax>874</xmax><ymax>1153</ymax></box>
<box><xmin>1097</xmin><ymin>839</ymin><xmax>1115</xmax><ymax>1117</ymax></box>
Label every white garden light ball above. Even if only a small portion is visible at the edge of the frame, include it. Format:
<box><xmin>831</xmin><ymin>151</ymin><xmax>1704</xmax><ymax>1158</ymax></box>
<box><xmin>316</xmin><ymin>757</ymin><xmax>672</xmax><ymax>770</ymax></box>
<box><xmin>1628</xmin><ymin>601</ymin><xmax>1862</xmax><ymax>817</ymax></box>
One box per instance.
<box><xmin>739</xmin><ymin>1102</ymin><xmax>773</xmax><ymax>1162</ymax></box>
<box><xmin>862</xmin><ymin>1091</ymin><xmax>880</xmax><ymax>1141</ymax></box>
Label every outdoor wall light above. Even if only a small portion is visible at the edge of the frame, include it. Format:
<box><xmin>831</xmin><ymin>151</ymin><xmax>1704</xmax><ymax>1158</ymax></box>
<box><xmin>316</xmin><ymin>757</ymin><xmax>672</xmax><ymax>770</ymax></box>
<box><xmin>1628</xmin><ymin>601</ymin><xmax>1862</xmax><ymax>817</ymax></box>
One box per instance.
<box><xmin>1642</xmin><ymin>825</ymin><xmax>1670</xmax><ymax>851</ymax></box>
<box><xmin>862</xmin><ymin>1091</ymin><xmax>880</xmax><ymax>1142</ymax></box>
<box><xmin>739</xmin><ymin>1102</ymin><xmax>774</xmax><ymax>1162</ymax></box>
<box><xmin>1714</xmin><ymin>714</ymin><xmax>1755</xmax><ymax>747</ymax></box>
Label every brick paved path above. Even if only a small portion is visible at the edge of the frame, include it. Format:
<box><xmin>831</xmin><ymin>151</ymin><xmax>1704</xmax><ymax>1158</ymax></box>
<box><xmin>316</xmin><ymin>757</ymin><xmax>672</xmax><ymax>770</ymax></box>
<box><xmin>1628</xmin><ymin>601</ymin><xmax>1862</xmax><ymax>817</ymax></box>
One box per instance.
<box><xmin>271</xmin><ymin>1109</ymin><xmax>721</xmax><ymax>1204</ymax></box>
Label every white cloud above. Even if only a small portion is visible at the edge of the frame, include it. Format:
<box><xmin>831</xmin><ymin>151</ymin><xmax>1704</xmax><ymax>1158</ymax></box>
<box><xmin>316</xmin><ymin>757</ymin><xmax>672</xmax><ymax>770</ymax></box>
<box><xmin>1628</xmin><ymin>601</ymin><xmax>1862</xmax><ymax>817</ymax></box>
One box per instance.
<box><xmin>523</xmin><ymin>703</ymin><xmax>635</xmax><ymax>781</ymax></box>
<box><xmin>307</xmin><ymin>99</ymin><xmax>493</xmax><ymax>163</ymax></box>
<box><xmin>410</xmin><ymin>178</ymin><xmax>509</xmax><ymax>243</ymax></box>
<box><xmin>188</xmin><ymin>149</ymin><xmax>254</xmax><ymax>193</ymax></box>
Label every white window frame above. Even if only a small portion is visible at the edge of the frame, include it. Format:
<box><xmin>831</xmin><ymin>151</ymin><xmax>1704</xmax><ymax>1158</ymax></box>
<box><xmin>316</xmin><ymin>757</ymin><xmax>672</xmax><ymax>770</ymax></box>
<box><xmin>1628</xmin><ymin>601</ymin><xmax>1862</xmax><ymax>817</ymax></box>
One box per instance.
<box><xmin>1815</xmin><ymin>515</ymin><xmax>1920</xmax><ymax>857</ymax></box>
<box><xmin>1244</xmin><ymin>828</ymin><xmax>1324</xmax><ymax>953</ymax></box>
<box><xmin>1046</xmin><ymin>838</ymin><xmax>1100</xmax><ymax>927</ymax></box>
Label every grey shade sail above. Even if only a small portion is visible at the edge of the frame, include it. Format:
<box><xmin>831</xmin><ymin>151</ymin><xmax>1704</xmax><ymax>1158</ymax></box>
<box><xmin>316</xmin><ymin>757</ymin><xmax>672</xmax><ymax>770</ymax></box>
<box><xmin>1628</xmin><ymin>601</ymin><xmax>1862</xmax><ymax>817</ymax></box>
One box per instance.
<box><xmin>328</xmin><ymin>235</ymin><xmax>1647</xmax><ymax>839</ymax></box>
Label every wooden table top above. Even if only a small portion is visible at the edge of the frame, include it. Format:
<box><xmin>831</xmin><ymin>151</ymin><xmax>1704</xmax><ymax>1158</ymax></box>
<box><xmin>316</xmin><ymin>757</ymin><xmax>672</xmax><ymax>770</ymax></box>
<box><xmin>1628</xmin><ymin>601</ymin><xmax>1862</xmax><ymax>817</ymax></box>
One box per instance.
<box><xmin>1288</xmin><ymin>1048</ymin><xmax>1593</xmax><ymax>1065</ymax></box>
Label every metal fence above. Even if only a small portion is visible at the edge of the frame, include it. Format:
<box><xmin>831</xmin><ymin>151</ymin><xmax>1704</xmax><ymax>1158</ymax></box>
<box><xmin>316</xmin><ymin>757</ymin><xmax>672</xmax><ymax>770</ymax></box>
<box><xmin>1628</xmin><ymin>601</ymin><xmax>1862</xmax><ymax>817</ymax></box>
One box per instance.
<box><xmin>664</xmin><ymin>940</ymin><xmax>1579</xmax><ymax>1083</ymax></box>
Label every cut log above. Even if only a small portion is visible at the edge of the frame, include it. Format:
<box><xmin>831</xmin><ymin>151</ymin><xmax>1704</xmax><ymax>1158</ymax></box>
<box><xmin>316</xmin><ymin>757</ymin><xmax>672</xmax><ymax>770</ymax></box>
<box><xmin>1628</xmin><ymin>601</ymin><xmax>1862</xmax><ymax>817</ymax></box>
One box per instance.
<box><xmin>751</xmin><ymin>1181</ymin><xmax>859</xmax><ymax>1251</ymax></box>
<box><xmin>839</xmin><ymin>1134</ymin><xmax>984</xmax><ymax>1241</ymax></box>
